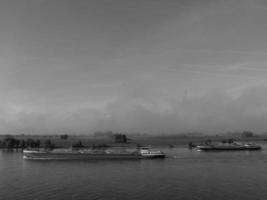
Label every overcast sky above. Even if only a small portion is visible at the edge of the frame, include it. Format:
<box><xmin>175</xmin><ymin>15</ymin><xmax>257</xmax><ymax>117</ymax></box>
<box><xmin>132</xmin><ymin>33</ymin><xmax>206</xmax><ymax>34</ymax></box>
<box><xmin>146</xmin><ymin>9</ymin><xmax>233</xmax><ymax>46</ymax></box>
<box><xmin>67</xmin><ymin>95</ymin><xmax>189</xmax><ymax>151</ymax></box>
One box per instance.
<box><xmin>1</xmin><ymin>0</ymin><xmax>267</xmax><ymax>134</ymax></box>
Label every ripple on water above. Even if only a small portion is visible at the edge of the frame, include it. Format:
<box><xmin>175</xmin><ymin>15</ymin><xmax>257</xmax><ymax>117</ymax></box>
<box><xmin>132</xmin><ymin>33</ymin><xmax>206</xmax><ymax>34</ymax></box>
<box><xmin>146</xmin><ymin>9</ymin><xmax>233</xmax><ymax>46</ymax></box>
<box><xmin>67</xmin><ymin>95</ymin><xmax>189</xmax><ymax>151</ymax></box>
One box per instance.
<box><xmin>1</xmin><ymin>147</ymin><xmax>267</xmax><ymax>200</ymax></box>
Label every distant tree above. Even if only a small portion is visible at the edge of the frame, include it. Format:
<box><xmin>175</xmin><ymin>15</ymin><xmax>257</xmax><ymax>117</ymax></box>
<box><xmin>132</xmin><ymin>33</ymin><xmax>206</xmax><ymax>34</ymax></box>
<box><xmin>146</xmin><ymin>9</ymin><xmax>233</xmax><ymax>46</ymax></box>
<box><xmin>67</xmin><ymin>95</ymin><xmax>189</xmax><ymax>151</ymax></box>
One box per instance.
<box><xmin>3</xmin><ymin>137</ymin><xmax>17</xmax><ymax>149</ymax></box>
<box><xmin>221</xmin><ymin>139</ymin><xmax>227</xmax><ymax>143</ymax></box>
<box><xmin>21</xmin><ymin>140</ymin><xmax>26</xmax><ymax>149</ymax></box>
<box><xmin>44</xmin><ymin>139</ymin><xmax>55</xmax><ymax>149</ymax></box>
<box><xmin>60</xmin><ymin>134</ymin><xmax>69</xmax><ymax>140</ymax></box>
<box><xmin>35</xmin><ymin>139</ymin><xmax>41</xmax><ymax>148</ymax></box>
<box><xmin>204</xmin><ymin>139</ymin><xmax>212</xmax><ymax>145</ymax></box>
<box><xmin>242</xmin><ymin>131</ymin><xmax>254</xmax><ymax>137</ymax></box>
<box><xmin>188</xmin><ymin>142</ymin><xmax>195</xmax><ymax>149</ymax></box>
<box><xmin>14</xmin><ymin>139</ymin><xmax>20</xmax><ymax>149</ymax></box>
<box><xmin>113</xmin><ymin>134</ymin><xmax>127</xmax><ymax>143</ymax></box>
<box><xmin>44</xmin><ymin>139</ymin><xmax>51</xmax><ymax>148</ymax></box>
<box><xmin>26</xmin><ymin>139</ymin><xmax>35</xmax><ymax>148</ymax></box>
<box><xmin>72</xmin><ymin>140</ymin><xmax>84</xmax><ymax>148</ymax></box>
<box><xmin>228</xmin><ymin>138</ymin><xmax>234</xmax><ymax>143</ymax></box>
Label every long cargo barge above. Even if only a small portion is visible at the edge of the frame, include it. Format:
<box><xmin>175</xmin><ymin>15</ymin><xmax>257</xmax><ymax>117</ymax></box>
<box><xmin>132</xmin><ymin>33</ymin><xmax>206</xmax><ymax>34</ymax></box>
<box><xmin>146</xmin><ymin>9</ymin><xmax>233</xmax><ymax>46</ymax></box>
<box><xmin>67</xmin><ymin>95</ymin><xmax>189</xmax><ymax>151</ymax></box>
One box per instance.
<box><xmin>196</xmin><ymin>143</ymin><xmax>262</xmax><ymax>151</ymax></box>
<box><xmin>23</xmin><ymin>147</ymin><xmax>165</xmax><ymax>160</ymax></box>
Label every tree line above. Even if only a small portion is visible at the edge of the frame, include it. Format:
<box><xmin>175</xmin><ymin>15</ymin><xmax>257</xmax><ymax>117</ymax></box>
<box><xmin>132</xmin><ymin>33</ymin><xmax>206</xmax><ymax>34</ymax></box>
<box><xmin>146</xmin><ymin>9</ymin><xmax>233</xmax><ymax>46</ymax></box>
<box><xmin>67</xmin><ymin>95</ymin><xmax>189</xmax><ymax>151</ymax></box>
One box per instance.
<box><xmin>0</xmin><ymin>137</ymin><xmax>55</xmax><ymax>149</ymax></box>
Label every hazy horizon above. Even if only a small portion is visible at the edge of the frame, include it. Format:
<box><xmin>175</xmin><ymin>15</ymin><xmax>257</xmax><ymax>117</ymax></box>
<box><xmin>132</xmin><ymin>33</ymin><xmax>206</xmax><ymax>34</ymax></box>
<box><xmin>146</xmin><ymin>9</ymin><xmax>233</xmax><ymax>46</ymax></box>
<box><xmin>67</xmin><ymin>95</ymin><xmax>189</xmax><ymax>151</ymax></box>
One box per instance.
<box><xmin>1</xmin><ymin>0</ymin><xmax>267</xmax><ymax>135</ymax></box>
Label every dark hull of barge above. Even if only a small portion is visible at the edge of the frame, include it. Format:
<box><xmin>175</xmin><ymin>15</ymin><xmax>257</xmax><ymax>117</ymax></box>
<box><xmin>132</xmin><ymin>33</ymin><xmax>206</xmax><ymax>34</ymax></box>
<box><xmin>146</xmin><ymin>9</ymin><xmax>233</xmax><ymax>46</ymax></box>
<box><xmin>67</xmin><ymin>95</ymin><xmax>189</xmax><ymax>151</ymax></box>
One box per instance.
<box><xmin>197</xmin><ymin>145</ymin><xmax>262</xmax><ymax>151</ymax></box>
<box><xmin>23</xmin><ymin>151</ymin><xmax>165</xmax><ymax>160</ymax></box>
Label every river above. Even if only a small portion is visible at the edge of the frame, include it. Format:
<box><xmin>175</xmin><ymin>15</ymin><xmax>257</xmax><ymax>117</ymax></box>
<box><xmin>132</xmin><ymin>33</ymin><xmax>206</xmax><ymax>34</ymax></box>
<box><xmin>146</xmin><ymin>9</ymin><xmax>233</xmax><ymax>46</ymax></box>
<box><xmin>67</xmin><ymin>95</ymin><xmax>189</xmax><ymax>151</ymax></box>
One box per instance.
<box><xmin>1</xmin><ymin>145</ymin><xmax>267</xmax><ymax>200</ymax></box>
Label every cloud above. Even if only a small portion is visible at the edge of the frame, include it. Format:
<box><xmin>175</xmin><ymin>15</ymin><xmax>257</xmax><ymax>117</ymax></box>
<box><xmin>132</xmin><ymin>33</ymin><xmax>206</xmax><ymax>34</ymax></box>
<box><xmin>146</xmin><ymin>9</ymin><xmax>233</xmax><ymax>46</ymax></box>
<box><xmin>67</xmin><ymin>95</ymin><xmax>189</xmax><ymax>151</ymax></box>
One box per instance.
<box><xmin>1</xmin><ymin>0</ymin><xmax>267</xmax><ymax>135</ymax></box>
<box><xmin>2</xmin><ymin>85</ymin><xmax>267</xmax><ymax>135</ymax></box>
<box><xmin>91</xmin><ymin>86</ymin><xmax>267</xmax><ymax>134</ymax></box>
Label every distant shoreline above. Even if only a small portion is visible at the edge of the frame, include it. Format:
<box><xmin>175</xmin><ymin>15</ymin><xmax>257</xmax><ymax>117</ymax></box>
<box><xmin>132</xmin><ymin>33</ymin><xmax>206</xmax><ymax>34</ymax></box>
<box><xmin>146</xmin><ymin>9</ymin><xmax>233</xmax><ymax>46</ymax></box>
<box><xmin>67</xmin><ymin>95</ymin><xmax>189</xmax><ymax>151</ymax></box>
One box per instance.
<box><xmin>0</xmin><ymin>134</ymin><xmax>266</xmax><ymax>149</ymax></box>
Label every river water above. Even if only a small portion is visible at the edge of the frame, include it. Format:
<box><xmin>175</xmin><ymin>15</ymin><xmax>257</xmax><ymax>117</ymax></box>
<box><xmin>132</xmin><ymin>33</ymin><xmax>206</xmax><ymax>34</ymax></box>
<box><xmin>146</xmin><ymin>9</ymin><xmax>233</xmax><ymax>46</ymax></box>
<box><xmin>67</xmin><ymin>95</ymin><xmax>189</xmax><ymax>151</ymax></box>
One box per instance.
<box><xmin>1</xmin><ymin>145</ymin><xmax>267</xmax><ymax>200</ymax></box>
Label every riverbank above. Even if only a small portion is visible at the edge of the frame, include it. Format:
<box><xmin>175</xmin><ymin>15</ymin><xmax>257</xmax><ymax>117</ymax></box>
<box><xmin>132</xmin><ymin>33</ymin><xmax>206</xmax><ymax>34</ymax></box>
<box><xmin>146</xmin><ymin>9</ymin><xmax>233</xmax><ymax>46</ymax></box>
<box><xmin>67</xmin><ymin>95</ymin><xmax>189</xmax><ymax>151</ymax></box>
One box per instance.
<box><xmin>0</xmin><ymin>134</ymin><xmax>266</xmax><ymax>149</ymax></box>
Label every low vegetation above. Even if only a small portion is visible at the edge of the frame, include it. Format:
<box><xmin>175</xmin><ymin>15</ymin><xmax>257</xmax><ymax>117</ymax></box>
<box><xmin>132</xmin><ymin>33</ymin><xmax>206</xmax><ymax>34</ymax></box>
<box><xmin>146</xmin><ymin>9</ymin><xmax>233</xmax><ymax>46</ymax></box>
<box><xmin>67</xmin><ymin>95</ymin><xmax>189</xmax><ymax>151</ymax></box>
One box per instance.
<box><xmin>0</xmin><ymin>131</ymin><xmax>265</xmax><ymax>150</ymax></box>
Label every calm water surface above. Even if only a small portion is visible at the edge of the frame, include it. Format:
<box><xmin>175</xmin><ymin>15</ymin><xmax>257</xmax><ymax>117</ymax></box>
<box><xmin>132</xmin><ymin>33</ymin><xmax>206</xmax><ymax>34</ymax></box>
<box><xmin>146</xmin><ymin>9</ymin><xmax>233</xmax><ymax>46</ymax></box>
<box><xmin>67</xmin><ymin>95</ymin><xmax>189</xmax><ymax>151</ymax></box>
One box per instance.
<box><xmin>1</xmin><ymin>145</ymin><xmax>267</xmax><ymax>200</ymax></box>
